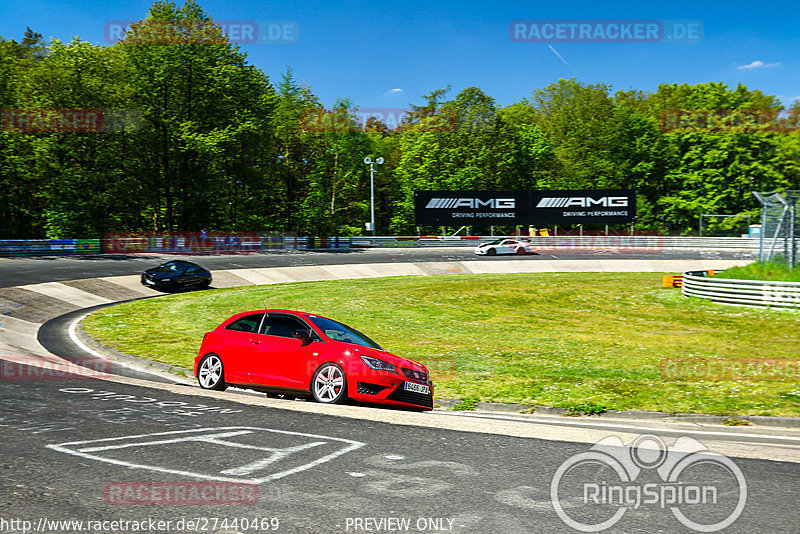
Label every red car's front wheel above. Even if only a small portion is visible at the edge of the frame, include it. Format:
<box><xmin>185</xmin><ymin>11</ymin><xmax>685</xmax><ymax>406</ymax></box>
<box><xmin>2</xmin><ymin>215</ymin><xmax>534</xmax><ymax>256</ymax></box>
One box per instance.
<box><xmin>311</xmin><ymin>363</ymin><xmax>348</xmax><ymax>404</ymax></box>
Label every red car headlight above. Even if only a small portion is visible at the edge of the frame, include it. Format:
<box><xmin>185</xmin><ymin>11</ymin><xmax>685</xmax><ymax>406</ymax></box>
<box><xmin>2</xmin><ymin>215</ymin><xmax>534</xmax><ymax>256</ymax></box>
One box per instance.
<box><xmin>360</xmin><ymin>355</ymin><xmax>398</xmax><ymax>373</ymax></box>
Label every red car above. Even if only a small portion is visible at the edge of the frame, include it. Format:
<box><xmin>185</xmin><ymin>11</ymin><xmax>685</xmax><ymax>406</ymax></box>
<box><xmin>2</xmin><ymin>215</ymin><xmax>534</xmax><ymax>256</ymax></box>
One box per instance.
<box><xmin>194</xmin><ymin>309</ymin><xmax>433</xmax><ymax>411</ymax></box>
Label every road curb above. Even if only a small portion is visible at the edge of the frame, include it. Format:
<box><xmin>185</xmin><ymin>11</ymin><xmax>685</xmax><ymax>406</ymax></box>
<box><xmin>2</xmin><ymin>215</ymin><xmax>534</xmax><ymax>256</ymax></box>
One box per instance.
<box><xmin>74</xmin><ymin>320</ymin><xmax>194</xmax><ymax>380</ymax></box>
<box><xmin>435</xmin><ymin>399</ymin><xmax>800</xmax><ymax>428</ymax></box>
<box><xmin>11</xmin><ymin>252</ymin><xmax>792</xmax><ymax>431</ymax></box>
<box><xmin>71</xmin><ymin>330</ymin><xmax>800</xmax><ymax>430</ymax></box>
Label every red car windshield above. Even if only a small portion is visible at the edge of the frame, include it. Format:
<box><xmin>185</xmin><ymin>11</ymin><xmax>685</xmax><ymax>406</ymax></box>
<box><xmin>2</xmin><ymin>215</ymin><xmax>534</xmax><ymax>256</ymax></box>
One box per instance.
<box><xmin>308</xmin><ymin>316</ymin><xmax>383</xmax><ymax>350</ymax></box>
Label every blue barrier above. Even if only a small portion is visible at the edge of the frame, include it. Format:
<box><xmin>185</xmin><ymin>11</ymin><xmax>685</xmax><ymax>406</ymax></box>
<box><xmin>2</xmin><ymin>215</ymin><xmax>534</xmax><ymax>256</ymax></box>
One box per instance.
<box><xmin>0</xmin><ymin>239</ymin><xmax>74</xmax><ymax>256</ymax></box>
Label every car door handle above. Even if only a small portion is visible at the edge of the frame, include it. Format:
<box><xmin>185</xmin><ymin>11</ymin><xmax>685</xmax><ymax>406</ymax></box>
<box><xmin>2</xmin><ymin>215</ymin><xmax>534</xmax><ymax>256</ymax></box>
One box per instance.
<box><xmin>251</xmin><ymin>339</ymin><xmax>260</xmax><ymax>345</ymax></box>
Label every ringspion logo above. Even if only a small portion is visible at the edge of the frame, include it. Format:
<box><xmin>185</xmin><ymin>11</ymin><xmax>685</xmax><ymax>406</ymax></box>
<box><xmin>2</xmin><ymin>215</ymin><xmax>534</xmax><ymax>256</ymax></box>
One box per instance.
<box><xmin>551</xmin><ymin>434</ymin><xmax>746</xmax><ymax>532</ymax></box>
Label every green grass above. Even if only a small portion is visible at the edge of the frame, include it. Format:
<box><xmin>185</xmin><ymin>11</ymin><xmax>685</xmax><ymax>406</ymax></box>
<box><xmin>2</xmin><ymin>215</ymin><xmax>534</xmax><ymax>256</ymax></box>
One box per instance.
<box><xmin>452</xmin><ymin>397</ymin><xmax>480</xmax><ymax>411</ymax></box>
<box><xmin>82</xmin><ymin>273</ymin><xmax>800</xmax><ymax>417</ymax></box>
<box><xmin>717</xmin><ymin>261</ymin><xmax>800</xmax><ymax>282</ymax></box>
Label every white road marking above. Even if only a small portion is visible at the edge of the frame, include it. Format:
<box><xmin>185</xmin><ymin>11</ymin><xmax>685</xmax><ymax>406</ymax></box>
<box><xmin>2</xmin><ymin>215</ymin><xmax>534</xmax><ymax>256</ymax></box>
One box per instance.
<box><xmin>68</xmin><ymin>314</ymin><xmax>192</xmax><ymax>384</ymax></box>
<box><xmin>47</xmin><ymin>426</ymin><xmax>364</xmax><ymax>484</ymax></box>
<box><xmin>17</xmin><ymin>282</ymin><xmax>113</xmax><ymax>307</ymax></box>
<box><xmin>221</xmin><ymin>442</ymin><xmax>327</xmax><ymax>475</ymax></box>
<box><xmin>77</xmin><ymin>430</ymin><xmax>254</xmax><ymax>452</ymax></box>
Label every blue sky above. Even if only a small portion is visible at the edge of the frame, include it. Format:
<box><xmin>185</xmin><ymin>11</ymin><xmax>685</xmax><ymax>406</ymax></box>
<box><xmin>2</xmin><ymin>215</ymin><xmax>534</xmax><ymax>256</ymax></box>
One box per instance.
<box><xmin>2</xmin><ymin>0</ymin><xmax>798</xmax><ymax>109</ymax></box>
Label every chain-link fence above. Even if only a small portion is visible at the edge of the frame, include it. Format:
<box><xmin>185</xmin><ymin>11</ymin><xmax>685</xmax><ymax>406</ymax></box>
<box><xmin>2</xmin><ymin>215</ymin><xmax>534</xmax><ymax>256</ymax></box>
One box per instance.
<box><xmin>753</xmin><ymin>190</ymin><xmax>799</xmax><ymax>267</ymax></box>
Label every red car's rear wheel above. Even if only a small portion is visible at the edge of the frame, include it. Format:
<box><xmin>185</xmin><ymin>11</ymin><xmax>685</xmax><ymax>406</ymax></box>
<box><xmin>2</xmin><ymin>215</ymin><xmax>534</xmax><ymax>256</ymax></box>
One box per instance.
<box><xmin>197</xmin><ymin>353</ymin><xmax>227</xmax><ymax>391</ymax></box>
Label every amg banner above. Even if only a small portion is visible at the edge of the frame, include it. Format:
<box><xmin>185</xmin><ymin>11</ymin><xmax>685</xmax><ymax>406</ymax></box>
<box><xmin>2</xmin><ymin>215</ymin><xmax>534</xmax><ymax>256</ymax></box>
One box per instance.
<box><xmin>414</xmin><ymin>189</ymin><xmax>635</xmax><ymax>226</ymax></box>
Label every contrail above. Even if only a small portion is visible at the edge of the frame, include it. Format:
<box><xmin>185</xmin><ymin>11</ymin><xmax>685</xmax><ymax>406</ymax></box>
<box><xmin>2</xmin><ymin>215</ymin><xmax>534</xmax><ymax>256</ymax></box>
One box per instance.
<box><xmin>548</xmin><ymin>45</ymin><xmax>579</xmax><ymax>77</ymax></box>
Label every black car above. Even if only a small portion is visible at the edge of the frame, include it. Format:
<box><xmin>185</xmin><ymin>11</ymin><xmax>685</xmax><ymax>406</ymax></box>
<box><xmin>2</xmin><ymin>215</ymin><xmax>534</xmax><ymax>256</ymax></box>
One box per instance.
<box><xmin>141</xmin><ymin>260</ymin><xmax>212</xmax><ymax>292</ymax></box>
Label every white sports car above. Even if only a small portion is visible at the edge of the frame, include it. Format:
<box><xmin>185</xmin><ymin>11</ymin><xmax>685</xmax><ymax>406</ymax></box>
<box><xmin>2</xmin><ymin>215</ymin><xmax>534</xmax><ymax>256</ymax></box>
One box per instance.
<box><xmin>474</xmin><ymin>238</ymin><xmax>536</xmax><ymax>256</ymax></box>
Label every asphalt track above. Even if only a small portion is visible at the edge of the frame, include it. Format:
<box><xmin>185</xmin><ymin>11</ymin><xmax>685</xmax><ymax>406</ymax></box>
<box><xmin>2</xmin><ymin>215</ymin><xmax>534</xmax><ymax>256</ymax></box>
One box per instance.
<box><xmin>3</xmin><ymin>247</ymin><xmax>800</xmax><ymax>533</ymax></box>
<box><xmin>0</xmin><ymin>246</ymin><xmax>754</xmax><ymax>288</ymax></box>
<box><xmin>2</xmin><ymin>374</ymin><xmax>800</xmax><ymax>533</ymax></box>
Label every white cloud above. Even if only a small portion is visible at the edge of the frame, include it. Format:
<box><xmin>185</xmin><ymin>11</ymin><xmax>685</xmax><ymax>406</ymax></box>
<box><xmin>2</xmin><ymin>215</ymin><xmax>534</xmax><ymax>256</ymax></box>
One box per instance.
<box><xmin>737</xmin><ymin>60</ymin><xmax>781</xmax><ymax>70</ymax></box>
<box><xmin>382</xmin><ymin>88</ymin><xmax>404</xmax><ymax>97</ymax></box>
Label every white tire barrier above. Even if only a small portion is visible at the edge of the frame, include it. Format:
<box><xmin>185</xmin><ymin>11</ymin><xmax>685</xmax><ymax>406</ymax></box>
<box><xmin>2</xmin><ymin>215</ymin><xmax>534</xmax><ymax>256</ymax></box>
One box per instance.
<box><xmin>682</xmin><ymin>272</ymin><xmax>800</xmax><ymax>310</ymax></box>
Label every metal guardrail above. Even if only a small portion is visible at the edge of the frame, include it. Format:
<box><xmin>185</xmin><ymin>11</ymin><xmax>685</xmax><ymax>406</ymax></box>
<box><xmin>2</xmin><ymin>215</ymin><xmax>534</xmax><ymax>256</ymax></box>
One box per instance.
<box><xmin>0</xmin><ymin>236</ymin><xmax>349</xmax><ymax>256</ymax></box>
<box><xmin>682</xmin><ymin>271</ymin><xmax>800</xmax><ymax>310</ymax></box>
<box><xmin>0</xmin><ymin>239</ymin><xmax>101</xmax><ymax>256</ymax></box>
<box><xmin>506</xmin><ymin>236</ymin><xmax>759</xmax><ymax>249</ymax></box>
<box><xmin>352</xmin><ymin>235</ymin><xmax>762</xmax><ymax>249</ymax></box>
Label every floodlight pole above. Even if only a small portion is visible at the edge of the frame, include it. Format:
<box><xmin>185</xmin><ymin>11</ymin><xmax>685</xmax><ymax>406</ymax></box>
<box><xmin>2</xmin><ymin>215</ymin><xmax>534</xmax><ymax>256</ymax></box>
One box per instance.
<box><xmin>759</xmin><ymin>195</ymin><xmax>767</xmax><ymax>262</ymax></box>
<box><xmin>364</xmin><ymin>157</ymin><xmax>384</xmax><ymax>236</ymax></box>
<box><xmin>790</xmin><ymin>194</ymin><xmax>797</xmax><ymax>268</ymax></box>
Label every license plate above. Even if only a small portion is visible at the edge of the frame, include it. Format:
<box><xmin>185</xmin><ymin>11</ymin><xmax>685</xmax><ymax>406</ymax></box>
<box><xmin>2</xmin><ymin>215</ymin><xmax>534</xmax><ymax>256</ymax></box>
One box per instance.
<box><xmin>404</xmin><ymin>381</ymin><xmax>430</xmax><ymax>395</ymax></box>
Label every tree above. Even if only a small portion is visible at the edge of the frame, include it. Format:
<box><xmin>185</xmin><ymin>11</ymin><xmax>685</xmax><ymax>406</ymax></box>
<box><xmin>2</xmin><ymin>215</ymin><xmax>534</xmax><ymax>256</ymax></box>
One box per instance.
<box><xmin>392</xmin><ymin>87</ymin><xmax>556</xmax><ymax>233</ymax></box>
<box><xmin>529</xmin><ymin>79</ymin><xmax>669</xmax><ymax>231</ymax></box>
<box><xmin>121</xmin><ymin>0</ymin><xmax>276</xmax><ymax>232</ymax></box>
<box><xmin>0</xmin><ymin>7</ymin><xmax>796</xmax><ymax>239</ymax></box>
<box><xmin>647</xmin><ymin>82</ymin><xmax>787</xmax><ymax>233</ymax></box>
<box><xmin>0</xmin><ymin>28</ymin><xmax>48</xmax><ymax>237</ymax></box>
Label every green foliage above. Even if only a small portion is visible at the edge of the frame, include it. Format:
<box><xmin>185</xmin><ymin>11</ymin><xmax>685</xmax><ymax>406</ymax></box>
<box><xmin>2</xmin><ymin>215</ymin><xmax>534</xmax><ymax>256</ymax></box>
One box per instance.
<box><xmin>717</xmin><ymin>261</ymin><xmax>800</xmax><ymax>282</ymax></box>
<box><xmin>558</xmin><ymin>401</ymin><xmax>608</xmax><ymax>416</ymax></box>
<box><xmin>83</xmin><ymin>272</ymin><xmax>800</xmax><ymax>416</ymax></box>
<box><xmin>1</xmin><ymin>5</ymin><xmax>798</xmax><ymax>237</ymax></box>
<box><xmin>452</xmin><ymin>397</ymin><xmax>480</xmax><ymax>411</ymax></box>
